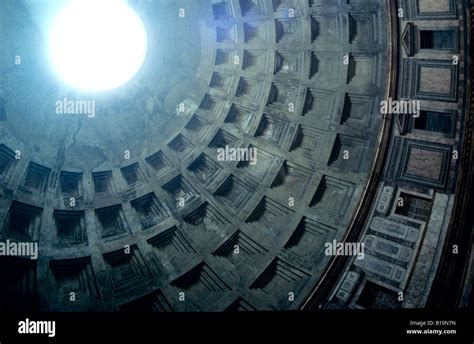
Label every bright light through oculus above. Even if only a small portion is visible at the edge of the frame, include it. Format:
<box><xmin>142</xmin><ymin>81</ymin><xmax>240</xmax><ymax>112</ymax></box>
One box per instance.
<box><xmin>49</xmin><ymin>0</ymin><xmax>148</xmax><ymax>92</ymax></box>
